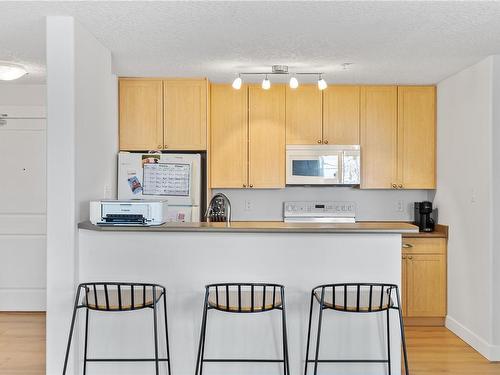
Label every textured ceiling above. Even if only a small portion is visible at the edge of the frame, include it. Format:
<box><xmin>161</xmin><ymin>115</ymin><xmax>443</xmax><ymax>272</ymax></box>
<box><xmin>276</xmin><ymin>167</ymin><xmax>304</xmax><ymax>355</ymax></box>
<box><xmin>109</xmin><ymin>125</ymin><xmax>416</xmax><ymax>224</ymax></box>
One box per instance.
<box><xmin>1</xmin><ymin>1</ymin><xmax>500</xmax><ymax>84</ymax></box>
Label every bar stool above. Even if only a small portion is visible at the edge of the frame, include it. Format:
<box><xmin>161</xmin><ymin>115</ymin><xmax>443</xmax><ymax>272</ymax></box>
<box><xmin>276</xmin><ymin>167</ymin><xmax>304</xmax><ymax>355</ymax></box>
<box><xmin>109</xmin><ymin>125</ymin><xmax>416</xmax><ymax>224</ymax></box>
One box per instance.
<box><xmin>62</xmin><ymin>282</ymin><xmax>171</xmax><ymax>375</ymax></box>
<box><xmin>304</xmin><ymin>283</ymin><xmax>409</xmax><ymax>375</ymax></box>
<box><xmin>195</xmin><ymin>283</ymin><xmax>290</xmax><ymax>375</ymax></box>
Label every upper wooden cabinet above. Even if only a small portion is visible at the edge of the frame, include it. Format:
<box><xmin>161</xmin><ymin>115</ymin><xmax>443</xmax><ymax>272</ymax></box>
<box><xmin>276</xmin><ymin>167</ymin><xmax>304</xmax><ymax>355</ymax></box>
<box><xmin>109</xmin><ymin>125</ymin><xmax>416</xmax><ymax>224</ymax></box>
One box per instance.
<box><xmin>210</xmin><ymin>84</ymin><xmax>248</xmax><ymax>188</ymax></box>
<box><xmin>360</xmin><ymin>86</ymin><xmax>398</xmax><ymax>189</ymax></box>
<box><xmin>119</xmin><ymin>79</ymin><xmax>163</xmax><ymax>150</ymax></box>
<box><xmin>249</xmin><ymin>85</ymin><xmax>286</xmax><ymax>188</ymax></box>
<box><xmin>397</xmin><ymin>86</ymin><xmax>436</xmax><ymax>189</ymax></box>
<box><xmin>323</xmin><ymin>85</ymin><xmax>360</xmax><ymax>145</ymax></box>
<box><xmin>285</xmin><ymin>85</ymin><xmax>322</xmax><ymax>145</ymax></box>
<box><xmin>164</xmin><ymin>79</ymin><xmax>207</xmax><ymax>150</ymax></box>
<box><xmin>209</xmin><ymin>84</ymin><xmax>286</xmax><ymax>189</ymax></box>
<box><xmin>119</xmin><ymin>78</ymin><xmax>207</xmax><ymax>151</ymax></box>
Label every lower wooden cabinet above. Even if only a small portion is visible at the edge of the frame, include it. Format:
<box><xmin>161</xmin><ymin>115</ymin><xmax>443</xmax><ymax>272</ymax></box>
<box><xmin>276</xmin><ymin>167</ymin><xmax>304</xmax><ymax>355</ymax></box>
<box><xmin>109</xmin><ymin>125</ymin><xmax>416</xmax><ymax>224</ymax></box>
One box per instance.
<box><xmin>401</xmin><ymin>237</ymin><xmax>447</xmax><ymax>325</ymax></box>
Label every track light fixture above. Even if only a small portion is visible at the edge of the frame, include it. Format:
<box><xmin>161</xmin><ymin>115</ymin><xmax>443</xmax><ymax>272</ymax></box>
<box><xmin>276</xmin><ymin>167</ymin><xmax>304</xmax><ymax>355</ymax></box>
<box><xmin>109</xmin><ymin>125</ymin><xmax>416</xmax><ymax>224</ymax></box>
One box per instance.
<box><xmin>262</xmin><ymin>75</ymin><xmax>271</xmax><ymax>90</ymax></box>
<box><xmin>232</xmin><ymin>65</ymin><xmax>327</xmax><ymax>90</ymax></box>
<box><xmin>232</xmin><ymin>74</ymin><xmax>242</xmax><ymax>90</ymax></box>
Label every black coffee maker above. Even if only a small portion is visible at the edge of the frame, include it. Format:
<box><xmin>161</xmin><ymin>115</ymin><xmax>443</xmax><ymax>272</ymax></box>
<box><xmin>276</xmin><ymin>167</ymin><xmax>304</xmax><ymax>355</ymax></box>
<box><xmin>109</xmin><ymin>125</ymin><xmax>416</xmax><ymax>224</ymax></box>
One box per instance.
<box><xmin>414</xmin><ymin>201</ymin><xmax>435</xmax><ymax>232</ymax></box>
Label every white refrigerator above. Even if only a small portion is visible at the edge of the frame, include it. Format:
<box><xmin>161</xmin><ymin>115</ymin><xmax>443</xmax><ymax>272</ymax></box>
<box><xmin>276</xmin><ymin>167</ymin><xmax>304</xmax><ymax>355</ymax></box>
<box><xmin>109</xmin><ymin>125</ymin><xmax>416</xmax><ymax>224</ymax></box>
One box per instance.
<box><xmin>118</xmin><ymin>152</ymin><xmax>201</xmax><ymax>222</ymax></box>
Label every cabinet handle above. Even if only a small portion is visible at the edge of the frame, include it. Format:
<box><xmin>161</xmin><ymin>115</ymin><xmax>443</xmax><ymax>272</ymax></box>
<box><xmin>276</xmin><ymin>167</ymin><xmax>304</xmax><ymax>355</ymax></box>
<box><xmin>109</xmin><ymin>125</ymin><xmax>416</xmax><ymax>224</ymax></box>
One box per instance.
<box><xmin>157</xmin><ymin>145</ymin><xmax>162</xmax><ymax>149</ymax></box>
<box><xmin>317</xmin><ymin>140</ymin><xmax>322</xmax><ymax>144</ymax></box>
<box><xmin>250</xmin><ymin>184</ymin><xmax>254</xmax><ymax>188</ymax></box>
<box><xmin>392</xmin><ymin>183</ymin><xmax>397</xmax><ymax>189</ymax></box>
<box><xmin>323</xmin><ymin>140</ymin><xmax>329</xmax><ymax>144</ymax></box>
<box><xmin>243</xmin><ymin>184</ymin><xmax>246</xmax><ymax>188</ymax></box>
<box><xmin>408</xmin><ymin>256</ymin><xmax>413</xmax><ymax>260</ymax></box>
<box><xmin>398</xmin><ymin>184</ymin><xmax>403</xmax><ymax>189</ymax></box>
<box><xmin>402</xmin><ymin>243</ymin><xmax>413</xmax><ymax>248</ymax></box>
<box><xmin>402</xmin><ymin>256</ymin><xmax>406</xmax><ymax>260</ymax></box>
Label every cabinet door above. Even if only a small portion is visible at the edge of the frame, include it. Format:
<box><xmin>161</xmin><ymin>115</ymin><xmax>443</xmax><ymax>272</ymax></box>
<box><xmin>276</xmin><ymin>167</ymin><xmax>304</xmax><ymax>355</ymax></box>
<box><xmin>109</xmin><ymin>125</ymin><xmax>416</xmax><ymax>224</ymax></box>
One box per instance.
<box><xmin>285</xmin><ymin>85</ymin><xmax>322</xmax><ymax>145</ymax></box>
<box><xmin>119</xmin><ymin>79</ymin><xmax>163</xmax><ymax>151</ymax></box>
<box><xmin>164</xmin><ymin>79</ymin><xmax>207</xmax><ymax>150</ymax></box>
<box><xmin>323</xmin><ymin>86</ymin><xmax>360</xmax><ymax>145</ymax></box>
<box><xmin>360</xmin><ymin>86</ymin><xmax>398</xmax><ymax>188</ymax></box>
<box><xmin>398</xmin><ymin>86</ymin><xmax>436</xmax><ymax>189</ymax></box>
<box><xmin>210</xmin><ymin>84</ymin><xmax>248</xmax><ymax>188</ymax></box>
<box><xmin>248</xmin><ymin>85</ymin><xmax>286</xmax><ymax>188</ymax></box>
<box><xmin>406</xmin><ymin>254</ymin><xmax>446</xmax><ymax>317</ymax></box>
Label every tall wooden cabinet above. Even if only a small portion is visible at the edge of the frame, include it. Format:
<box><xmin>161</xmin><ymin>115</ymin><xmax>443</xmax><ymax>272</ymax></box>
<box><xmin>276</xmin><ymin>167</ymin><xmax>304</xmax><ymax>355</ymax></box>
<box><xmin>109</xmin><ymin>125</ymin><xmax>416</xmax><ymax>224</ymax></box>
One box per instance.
<box><xmin>401</xmin><ymin>236</ymin><xmax>447</xmax><ymax>325</ymax></box>
<box><xmin>360</xmin><ymin>86</ymin><xmax>398</xmax><ymax>189</ymax></box>
<box><xmin>397</xmin><ymin>86</ymin><xmax>436</xmax><ymax>189</ymax></box>
<box><xmin>119</xmin><ymin>78</ymin><xmax>208</xmax><ymax>151</ymax></box>
<box><xmin>248</xmin><ymin>85</ymin><xmax>286</xmax><ymax>188</ymax></box>
<box><xmin>210</xmin><ymin>84</ymin><xmax>286</xmax><ymax>189</ymax></box>
<box><xmin>360</xmin><ymin>85</ymin><xmax>436</xmax><ymax>189</ymax></box>
<box><xmin>210</xmin><ymin>84</ymin><xmax>248</xmax><ymax>188</ymax></box>
<box><xmin>119</xmin><ymin>79</ymin><xmax>163</xmax><ymax>150</ymax></box>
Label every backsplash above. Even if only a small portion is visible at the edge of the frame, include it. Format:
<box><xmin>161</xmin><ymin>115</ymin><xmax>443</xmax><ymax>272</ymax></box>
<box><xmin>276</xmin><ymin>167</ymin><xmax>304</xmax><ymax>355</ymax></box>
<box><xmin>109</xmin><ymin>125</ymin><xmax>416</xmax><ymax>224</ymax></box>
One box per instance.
<box><xmin>213</xmin><ymin>187</ymin><xmax>433</xmax><ymax>221</ymax></box>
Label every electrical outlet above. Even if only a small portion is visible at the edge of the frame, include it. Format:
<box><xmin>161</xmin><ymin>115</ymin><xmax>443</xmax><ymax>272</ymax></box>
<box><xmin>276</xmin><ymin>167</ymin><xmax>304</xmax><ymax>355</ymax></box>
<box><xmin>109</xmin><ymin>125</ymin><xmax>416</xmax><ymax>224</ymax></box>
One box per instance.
<box><xmin>396</xmin><ymin>200</ymin><xmax>404</xmax><ymax>212</ymax></box>
<box><xmin>244</xmin><ymin>200</ymin><xmax>252</xmax><ymax>211</ymax></box>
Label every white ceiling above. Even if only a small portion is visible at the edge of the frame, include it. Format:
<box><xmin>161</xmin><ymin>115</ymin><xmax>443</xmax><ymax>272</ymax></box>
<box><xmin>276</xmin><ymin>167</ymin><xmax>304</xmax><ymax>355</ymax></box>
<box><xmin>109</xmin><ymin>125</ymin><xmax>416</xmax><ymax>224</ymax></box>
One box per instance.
<box><xmin>2</xmin><ymin>1</ymin><xmax>500</xmax><ymax>85</ymax></box>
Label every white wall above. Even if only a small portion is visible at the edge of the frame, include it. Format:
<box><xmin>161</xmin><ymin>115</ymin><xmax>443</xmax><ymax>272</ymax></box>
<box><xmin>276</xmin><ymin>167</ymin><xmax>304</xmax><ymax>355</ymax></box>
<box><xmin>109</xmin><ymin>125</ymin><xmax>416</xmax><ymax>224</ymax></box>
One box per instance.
<box><xmin>46</xmin><ymin>16</ymin><xmax>117</xmax><ymax>375</ymax></box>
<box><xmin>0</xmin><ymin>84</ymin><xmax>47</xmax><ymax>311</ymax></box>
<box><xmin>215</xmin><ymin>188</ymin><xmax>431</xmax><ymax>221</ymax></box>
<box><xmin>434</xmin><ymin>56</ymin><xmax>500</xmax><ymax>360</ymax></box>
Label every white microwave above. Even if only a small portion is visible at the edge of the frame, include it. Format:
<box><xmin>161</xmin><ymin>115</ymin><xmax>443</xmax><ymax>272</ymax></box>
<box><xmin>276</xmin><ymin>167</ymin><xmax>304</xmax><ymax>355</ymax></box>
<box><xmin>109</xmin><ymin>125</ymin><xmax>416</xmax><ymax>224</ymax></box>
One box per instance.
<box><xmin>286</xmin><ymin>145</ymin><xmax>361</xmax><ymax>185</ymax></box>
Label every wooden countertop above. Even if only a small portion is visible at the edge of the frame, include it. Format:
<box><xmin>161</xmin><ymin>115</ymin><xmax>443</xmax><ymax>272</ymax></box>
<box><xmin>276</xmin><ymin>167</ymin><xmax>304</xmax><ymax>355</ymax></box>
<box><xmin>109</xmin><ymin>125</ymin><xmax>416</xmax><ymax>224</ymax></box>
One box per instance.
<box><xmin>402</xmin><ymin>224</ymin><xmax>448</xmax><ymax>238</ymax></box>
<box><xmin>79</xmin><ymin>220</ymin><xmax>419</xmax><ymax>234</ymax></box>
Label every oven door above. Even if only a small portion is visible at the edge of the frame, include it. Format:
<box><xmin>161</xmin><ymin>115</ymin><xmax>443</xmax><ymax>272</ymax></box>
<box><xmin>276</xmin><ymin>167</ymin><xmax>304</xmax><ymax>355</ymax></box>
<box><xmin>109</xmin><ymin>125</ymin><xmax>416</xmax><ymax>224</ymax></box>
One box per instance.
<box><xmin>286</xmin><ymin>149</ymin><xmax>342</xmax><ymax>185</ymax></box>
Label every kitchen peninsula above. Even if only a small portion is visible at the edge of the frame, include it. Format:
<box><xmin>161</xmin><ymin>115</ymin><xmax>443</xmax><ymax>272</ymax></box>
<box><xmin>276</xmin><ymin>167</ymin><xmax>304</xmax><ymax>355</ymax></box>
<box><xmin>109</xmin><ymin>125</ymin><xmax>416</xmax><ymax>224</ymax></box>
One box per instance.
<box><xmin>76</xmin><ymin>221</ymin><xmax>417</xmax><ymax>375</ymax></box>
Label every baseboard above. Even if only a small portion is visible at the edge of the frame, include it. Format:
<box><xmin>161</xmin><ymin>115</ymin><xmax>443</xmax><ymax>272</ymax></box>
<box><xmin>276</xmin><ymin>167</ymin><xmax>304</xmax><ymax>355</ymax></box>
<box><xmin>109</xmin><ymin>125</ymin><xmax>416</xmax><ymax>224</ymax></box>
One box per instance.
<box><xmin>446</xmin><ymin>315</ymin><xmax>500</xmax><ymax>361</ymax></box>
<box><xmin>0</xmin><ymin>289</ymin><xmax>46</xmax><ymax>311</ymax></box>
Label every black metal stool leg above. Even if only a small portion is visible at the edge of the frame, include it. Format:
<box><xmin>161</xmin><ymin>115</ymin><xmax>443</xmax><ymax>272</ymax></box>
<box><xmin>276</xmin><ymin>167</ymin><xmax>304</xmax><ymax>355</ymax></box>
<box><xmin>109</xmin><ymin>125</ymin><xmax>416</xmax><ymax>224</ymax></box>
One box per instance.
<box><xmin>313</xmin><ymin>289</ymin><xmax>325</xmax><ymax>375</ymax></box>
<box><xmin>395</xmin><ymin>288</ymin><xmax>410</xmax><ymax>375</ymax></box>
<box><xmin>83</xmin><ymin>308</ymin><xmax>90</xmax><ymax>375</ymax></box>
<box><xmin>386</xmin><ymin>308</ymin><xmax>391</xmax><ymax>375</ymax></box>
<box><xmin>162</xmin><ymin>290</ymin><xmax>172</xmax><ymax>375</ymax></box>
<box><xmin>281</xmin><ymin>289</ymin><xmax>290</xmax><ymax>375</ymax></box>
<box><xmin>62</xmin><ymin>286</ymin><xmax>81</xmax><ymax>375</ymax></box>
<box><xmin>304</xmin><ymin>291</ymin><xmax>314</xmax><ymax>375</ymax></box>
<box><xmin>195</xmin><ymin>290</ymin><xmax>209</xmax><ymax>375</ymax></box>
<box><xmin>153</xmin><ymin>288</ymin><xmax>160</xmax><ymax>375</ymax></box>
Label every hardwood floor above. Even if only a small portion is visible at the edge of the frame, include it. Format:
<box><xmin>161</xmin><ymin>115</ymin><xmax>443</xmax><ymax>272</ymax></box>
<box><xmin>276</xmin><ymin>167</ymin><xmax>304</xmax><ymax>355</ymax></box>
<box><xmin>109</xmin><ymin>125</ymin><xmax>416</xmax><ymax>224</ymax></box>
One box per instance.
<box><xmin>0</xmin><ymin>313</ymin><xmax>499</xmax><ymax>374</ymax></box>
<box><xmin>0</xmin><ymin>312</ymin><xmax>45</xmax><ymax>375</ymax></box>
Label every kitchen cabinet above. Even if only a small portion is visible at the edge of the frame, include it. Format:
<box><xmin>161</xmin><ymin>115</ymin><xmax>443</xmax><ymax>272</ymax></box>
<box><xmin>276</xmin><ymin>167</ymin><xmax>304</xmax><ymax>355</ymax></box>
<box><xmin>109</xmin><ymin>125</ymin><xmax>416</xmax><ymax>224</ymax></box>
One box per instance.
<box><xmin>119</xmin><ymin>79</ymin><xmax>163</xmax><ymax>150</ymax></box>
<box><xmin>249</xmin><ymin>85</ymin><xmax>286</xmax><ymax>188</ymax></box>
<box><xmin>401</xmin><ymin>237</ymin><xmax>447</xmax><ymax>324</ymax></box>
<box><xmin>119</xmin><ymin>78</ymin><xmax>208</xmax><ymax>151</ymax></box>
<box><xmin>323</xmin><ymin>85</ymin><xmax>360</xmax><ymax>145</ymax></box>
<box><xmin>397</xmin><ymin>86</ymin><xmax>436</xmax><ymax>189</ymax></box>
<box><xmin>210</xmin><ymin>84</ymin><xmax>248</xmax><ymax>188</ymax></box>
<box><xmin>360</xmin><ymin>85</ymin><xmax>436</xmax><ymax>189</ymax></box>
<box><xmin>360</xmin><ymin>86</ymin><xmax>398</xmax><ymax>188</ymax></box>
<box><xmin>210</xmin><ymin>84</ymin><xmax>285</xmax><ymax>189</ymax></box>
<box><xmin>285</xmin><ymin>85</ymin><xmax>322</xmax><ymax>145</ymax></box>
<box><xmin>164</xmin><ymin>79</ymin><xmax>207</xmax><ymax>150</ymax></box>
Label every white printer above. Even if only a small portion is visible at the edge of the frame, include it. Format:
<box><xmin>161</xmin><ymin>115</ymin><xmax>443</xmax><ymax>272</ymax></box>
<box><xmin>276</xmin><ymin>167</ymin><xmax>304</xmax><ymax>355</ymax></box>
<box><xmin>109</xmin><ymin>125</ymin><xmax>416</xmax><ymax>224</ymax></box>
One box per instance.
<box><xmin>90</xmin><ymin>200</ymin><xmax>168</xmax><ymax>226</ymax></box>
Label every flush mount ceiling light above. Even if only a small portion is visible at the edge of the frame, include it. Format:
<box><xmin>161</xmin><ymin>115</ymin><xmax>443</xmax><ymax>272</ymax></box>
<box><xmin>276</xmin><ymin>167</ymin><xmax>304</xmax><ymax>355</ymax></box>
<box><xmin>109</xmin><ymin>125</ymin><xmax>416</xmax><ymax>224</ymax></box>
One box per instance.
<box><xmin>232</xmin><ymin>65</ymin><xmax>327</xmax><ymax>90</ymax></box>
<box><xmin>0</xmin><ymin>62</ymin><xmax>27</xmax><ymax>81</ymax></box>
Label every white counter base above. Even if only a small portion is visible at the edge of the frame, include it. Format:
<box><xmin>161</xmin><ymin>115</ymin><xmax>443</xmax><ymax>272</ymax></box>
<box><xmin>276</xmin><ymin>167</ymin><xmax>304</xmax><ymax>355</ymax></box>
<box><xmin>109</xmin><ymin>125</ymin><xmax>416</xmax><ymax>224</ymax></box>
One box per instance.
<box><xmin>66</xmin><ymin>230</ymin><xmax>403</xmax><ymax>375</ymax></box>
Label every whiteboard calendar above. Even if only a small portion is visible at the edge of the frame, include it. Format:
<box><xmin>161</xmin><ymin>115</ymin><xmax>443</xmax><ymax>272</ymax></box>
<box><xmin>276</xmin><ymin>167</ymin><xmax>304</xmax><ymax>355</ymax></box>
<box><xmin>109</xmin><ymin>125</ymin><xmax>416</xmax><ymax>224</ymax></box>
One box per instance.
<box><xmin>143</xmin><ymin>163</ymin><xmax>191</xmax><ymax>196</ymax></box>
